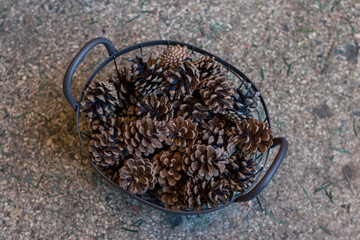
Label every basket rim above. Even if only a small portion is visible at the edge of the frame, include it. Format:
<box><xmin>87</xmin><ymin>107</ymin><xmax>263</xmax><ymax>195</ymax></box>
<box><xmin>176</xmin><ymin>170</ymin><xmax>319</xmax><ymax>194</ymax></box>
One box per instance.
<box><xmin>76</xmin><ymin>40</ymin><xmax>272</xmax><ymax>215</ymax></box>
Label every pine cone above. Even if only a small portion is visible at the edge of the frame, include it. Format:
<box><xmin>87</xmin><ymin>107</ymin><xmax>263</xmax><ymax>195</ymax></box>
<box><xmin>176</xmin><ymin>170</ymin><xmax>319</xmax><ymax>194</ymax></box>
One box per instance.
<box><xmin>224</xmin><ymin>153</ymin><xmax>257</xmax><ymax>191</ymax></box>
<box><xmin>201</xmin><ymin>117</ymin><xmax>228</xmax><ymax>150</ymax></box>
<box><xmin>219</xmin><ymin>142</ymin><xmax>237</xmax><ymax>160</ymax></box>
<box><xmin>226</xmin><ymin>84</ymin><xmax>260</xmax><ymax>122</ymax></box>
<box><xmin>136</xmin><ymin>95</ymin><xmax>173</xmax><ymax>121</ymax></box>
<box><xmin>183</xmin><ymin>144</ymin><xmax>227</xmax><ymax>181</ymax></box>
<box><xmin>116</xmin><ymin>67</ymin><xmax>140</xmax><ymax>105</ymax></box>
<box><xmin>130</xmin><ymin>56</ymin><xmax>163</xmax><ymax>96</ymax></box>
<box><xmin>162</xmin><ymin>60</ymin><xmax>200</xmax><ymax>100</ymax></box>
<box><xmin>230</xmin><ymin>118</ymin><xmax>273</xmax><ymax>154</ymax></box>
<box><xmin>103</xmin><ymin>163</ymin><xmax>122</xmax><ymax>183</ymax></box>
<box><xmin>160</xmin><ymin>44</ymin><xmax>192</xmax><ymax>68</ymax></box>
<box><xmin>174</xmin><ymin>94</ymin><xmax>209</xmax><ymax>124</ymax></box>
<box><xmin>152</xmin><ymin>150</ymin><xmax>183</xmax><ymax>186</ymax></box>
<box><xmin>185</xmin><ymin>178</ymin><xmax>231</xmax><ymax>210</ymax></box>
<box><xmin>118</xmin><ymin>105</ymin><xmax>138</xmax><ymax>124</ymax></box>
<box><xmin>158</xmin><ymin>184</ymin><xmax>187</xmax><ymax>211</ymax></box>
<box><xmin>81</xmin><ymin>76</ymin><xmax>121</xmax><ymax>123</ymax></box>
<box><xmin>235</xmin><ymin>84</ymin><xmax>260</xmax><ymax>113</ymax></box>
<box><xmin>199</xmin><ymin>74</ymin><xmax>235</xmax><ymax>114</ymax></box>
<box><xmin>194</xmin><ymin>56</ymin><xmax>224</xmax><ymax>80</ymax></box>
<box><xmin>162</xmin><ymin>116</ymin><xmax>198</xmax><ymax>152</ymax></box>
<box><xmin>119</xmin><ymin>157</ymin><xmax>157</xmax><ymax>194</ymax></box>
<box><xmin>123</xmin><ymin>117</ymin><xmax>165</xmax><ymax>157</ymax></box>
<box><xmin>89</xmin><ymin>117</ymin><xmax>125</xmax><ymax>167</ymax></box>
<box><xmin>198</xmin><ymin>115</ymin><xmax>237</xmax><ymax>159</ymax></box>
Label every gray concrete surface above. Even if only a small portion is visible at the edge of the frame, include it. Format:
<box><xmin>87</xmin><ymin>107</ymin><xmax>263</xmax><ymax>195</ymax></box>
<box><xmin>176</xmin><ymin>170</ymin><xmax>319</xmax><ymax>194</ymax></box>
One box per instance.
<box><xmin>1</xmin><ymin>0</ymin><xmax>360</xmax><ymax>239</ymax></box>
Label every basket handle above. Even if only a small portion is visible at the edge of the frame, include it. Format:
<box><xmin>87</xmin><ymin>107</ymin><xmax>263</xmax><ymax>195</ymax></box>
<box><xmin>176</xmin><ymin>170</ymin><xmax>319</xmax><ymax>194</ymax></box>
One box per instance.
<box><xmin>63</xmin><ymin>37</ymin><xmax>117</xmax><ymax>110</ymax></box>
<box><xmin>234</xmin><ymin>137</ymin><xmax>288</xmax><ymax>202</ymax></box>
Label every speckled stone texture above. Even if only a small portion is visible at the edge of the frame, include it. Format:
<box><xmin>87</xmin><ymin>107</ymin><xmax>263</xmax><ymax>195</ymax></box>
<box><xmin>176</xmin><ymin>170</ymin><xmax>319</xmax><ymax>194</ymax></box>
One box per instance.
<box><xmin>1</xmin><ymin>0</ymin><xmax>360</xmax><ymax>239</ymax></box>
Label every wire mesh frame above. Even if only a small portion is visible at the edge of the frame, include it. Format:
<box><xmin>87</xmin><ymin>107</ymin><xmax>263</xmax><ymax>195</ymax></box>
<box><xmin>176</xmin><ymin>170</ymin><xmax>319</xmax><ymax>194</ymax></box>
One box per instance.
<box><xmin>76</xmin><ymin>40</ymin><xmax>271</xmax><ymax>214</ymax></box>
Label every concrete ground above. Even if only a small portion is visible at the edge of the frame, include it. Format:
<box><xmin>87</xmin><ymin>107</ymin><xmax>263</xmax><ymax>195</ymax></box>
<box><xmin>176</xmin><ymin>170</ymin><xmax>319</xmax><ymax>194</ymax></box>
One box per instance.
<box><xmin>1</xmin><ymin>0</ymin><xmax>360</xmax><ymax>239</ymax></box>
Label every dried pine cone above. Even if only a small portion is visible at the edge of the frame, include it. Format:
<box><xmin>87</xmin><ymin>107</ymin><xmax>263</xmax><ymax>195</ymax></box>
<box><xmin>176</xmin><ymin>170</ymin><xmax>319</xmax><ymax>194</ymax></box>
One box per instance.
<box><xmin>89</xmin><ymin>117</ymin><xmax>125</xmax><ymax>167</ymax></box>
<box><xmin>198</xmin><ymin>116</ymin><xmax>237</xmax><ymax>159</ymax></box>
<box><xmin>199</xmin><ymin>74</ymin><xmax>235</xmax><ymax>114</ymax></box>
<box><xmin>194</xmin><ymin>56</ymin><xmax>224</xmax><ymax>80</ymax></box>
<box><xmin>116</xmin><ymin>106</ymin><xmax>138</xmax><ymax>143</ymax></box>
<box><xmin>183</xmin><ymin>144</ymin><xmax>227</xmax><ymax>181</ymax></box>
<box><xmin>160</xmin><ymin>44</ymin><xmax>192</xmax><ymax>68</ymax></box>
<box><xmin>174</xmin><ymin>94</ymin><xmax>209</xmax><ymax>124</ymax></box>
<box><xmin>158</xmin><ymin>184</ymin><xmax>187</xmax><ymax>211</ymax></box>
<box><xmin>224</xmin><ymin>153</ymin><xmax>257</xmax><ymax>191</ymax></box>
<box><xmin>130</xmin><ymin>56</ymin><xmax>163</xmax><ymax>96</ymax></box>
<box><xmin>226</xmin><ymin>84</ymin><xmax>260</xmax><ymax>122</ymax></box>
<box><xmin>201</xmin><ymin>117</ymin><xmax>228</xmax><ymax>150</ymax></box>
<box><xmin>220</xmin><ymin>142</ymin><xmax>237</xmax><ymax>160</ymax></box>
<box><xmin>235</xmin><ymin>83</ymin><xmax>260</xmax><ymax>114</ymax></box>
<box><xmin>230</xmin><ymin>118</ymin><xmax>273</xmax><ymax>154</ymax></box>
<box><xmin>185</xmin><ymin>178</ymin><xmax>231</xmax><ymax>210</ymax></box>
<box><xmin>136</xmin><ymin>95</ymin><xmax>173</xmax><ymax>121</ymax></box>
<box><xmin>81</xmin><ymin>76</ymin><xmax>121</xmax><ymax>123</ymax></box>
<box><xmin>123</xmin><ymin>117</ymin><xmax>165</xmax><ymax>157</ymax></box>
<box><xmin>103</xmin><ymin>163</ymin><xmax>122</xmax><ymax>183</ymax></box>
<box><xmin>118</xmin><ymin>105</ymin><xmax>138</xmax><ymax>124</ymax></box>
<box><xmin>116</xmin><ymin>68</ymin><xmax>140</xmax><ymax>105</ymax></box>
<box><xmin>119</xmin><ymin>158</ymin><xmax>157</xmax><ymax>194</ymax></box>
<box><xmin>162</xmin><ymin>60</ymin><xmax>200</xmax><ymax>100</ymax></box>
<box><xmin>161</xmin><ymin>116</ymin><xmax>198</xmax><ymax>152</ymax></box>
<box><xmin>152</xmin><ymin>150</ymin><xmax>183</xmax><ymax>186</ymax></box>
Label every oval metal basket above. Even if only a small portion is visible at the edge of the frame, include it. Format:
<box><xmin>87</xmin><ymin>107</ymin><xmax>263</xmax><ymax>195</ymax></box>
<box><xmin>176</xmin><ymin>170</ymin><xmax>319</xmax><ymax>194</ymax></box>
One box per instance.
<box><xmin>63</xmin><ymin>37</ymin><xmax>288</xmax><ymax>215</ymax></box>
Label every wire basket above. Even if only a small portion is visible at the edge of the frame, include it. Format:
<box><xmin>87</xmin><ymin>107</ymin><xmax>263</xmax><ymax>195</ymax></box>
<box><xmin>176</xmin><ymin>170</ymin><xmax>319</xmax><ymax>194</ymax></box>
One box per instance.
<box><xmin>63</xmin><ymin>38</ymin><xmax>288</xmax><ymax>215</ymax></box>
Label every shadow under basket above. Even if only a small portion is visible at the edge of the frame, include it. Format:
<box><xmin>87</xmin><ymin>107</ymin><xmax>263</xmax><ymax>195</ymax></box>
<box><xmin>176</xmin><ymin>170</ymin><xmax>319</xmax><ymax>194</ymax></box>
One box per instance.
<box><xmin>63</xmin><ymin>37</ymin><xmax>289</xmax><ymax>215</ymax></box>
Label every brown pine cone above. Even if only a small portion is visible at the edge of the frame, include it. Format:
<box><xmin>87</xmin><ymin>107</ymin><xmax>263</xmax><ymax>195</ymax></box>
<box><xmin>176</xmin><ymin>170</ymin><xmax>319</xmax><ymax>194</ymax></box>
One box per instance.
<box><xmin>234</xmin><ymin>84</ymin><xmax>260</xmax><ymax>115</ymax></box>
<box><xmin>220</xmin><ymin>142</ymin><xmax>237</xmax><ymax>160</ymax></box>
<box><xmin>201</xmin><ymin>117</ymin><xmax>228</xmax><ymax>150</ymax></box>
<box><xmin>224</xmin><ymin>109</ymin><xmax>244</xmax><ymax>123</ymax></box>
<box><xmin>162</xmin><ymin>60</ymin><xmax>200</xmax><ymax>100</ymax></box>
<box><xmin>89</xmin><ymin>117</ymin><xmax>125</xmax><ymax>167</ymax></box>
<box><xmin>183</xmin><ymin>144</ymin><xmax>227</xmax><ymax>181</ymax></box>
<box><xmin>103</xmin><ymin>163</ymin><xmax>122</xmax><ymax>183</ymax></box>
<box><xmin>152</xmin><ymin>150</ymin><xmax>183</xmax><ymax>186</ymax></box>
<box><xmin>158</xmin><ymin>184</ymin><xmax>187</xmax><ymax>211</ymax></box>
<box><xmin>116</xmin><ymin>68</ymin><xmax>140</xmax><ymax>105</ymax></box>
<box><xmin>174</xmin><ymin>94</ymin><xmax>209</xmax><ymax>124</ymax></box>
<box><xmin>119</xmin><ymin>157</ymin><xmax>157</xmax><ymax>194</ymax></box>
<box><xmin>118</xmin><ymin>105</ymin><xmax>138</xmax><ymax>124</ymax></box>
<box><xmin>194</xmin><ymin>56</ymin><xmax>224</xmax><ymax>80</ymax></box>
<box><xmin>224</xmin><ymin>153</ymin><xmax>257</xmax><ymax>191</ymax></box>
<box><xmin>185</xmin><ymin>178</ymin><xmax>231</xmax><ymax>210</ymax></box>
<box><xmin>130</xmin><ymin>56</ymin><xmax>164</xmax><ymax>96</ymax></box>
<box><xmin>230</xmin><ymin>118</ymin><xmax>273</xmax><ymax>154</ymax></box>
<box><xmin>160</xmin><ymin>44</ymin><xmax>192</xmax><ymax>68</ymax></box>
<box><xmin>202</xmin><ymin>129</ymin><xmax>238</xmax><ymax>160</ymax></box>
<box><xmin>199</xmin><ymin>116</ymin><xmax>237</xmax><ymax>159</ymax></box>
<box><xmin>199</xmin><ymin>74</ymin><xmax>235</xmax><ymax>114</ymax></box>
<box><xmin>81</xmin><ymin>76</ymin><xmax>121</xmax><ymax>123</ymax></box>
<box><xmin>161</xmin><ymin>116</ymin><xmax>198</xmax><ymax>152</ymax></box>
<box><xmin>123</xmin><ymin>117</ymin><xmax>165</xmax><ymax>157</ymax></box>
<box><xmin>136</xmin><ymin>95</ymin><xmax>173</xmax><ymax>121</ymax></box>
<box><xmin>226</xmin><ymin>84</ymin><xmax>260</xmax><ymax>122</ymax></box>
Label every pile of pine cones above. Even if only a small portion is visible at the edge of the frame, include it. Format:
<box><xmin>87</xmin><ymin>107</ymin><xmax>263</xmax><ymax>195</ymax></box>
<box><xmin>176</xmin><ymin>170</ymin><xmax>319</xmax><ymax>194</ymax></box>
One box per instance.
<box><xmin>81</xmin><ymin>45</ymin><xmax>274</xmax><ymax>211</ymax></box>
